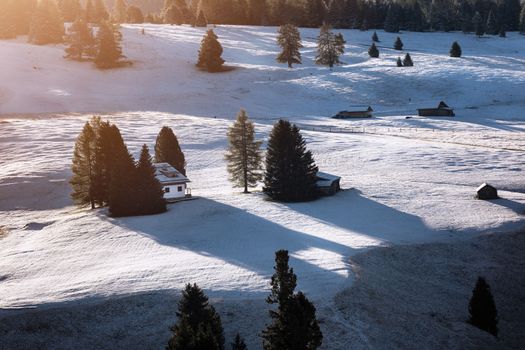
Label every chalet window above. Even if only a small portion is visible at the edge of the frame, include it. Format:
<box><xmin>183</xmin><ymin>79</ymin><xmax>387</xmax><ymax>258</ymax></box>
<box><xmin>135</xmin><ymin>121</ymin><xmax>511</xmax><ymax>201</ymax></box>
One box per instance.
<box><xmin>165</xmin><ymin>187</ymin><xmax>170</xmax><ymax>193</ymax></box>
<box><xmin>178</xmin><ymin>186</ymin><xmax>183</xmax><ymax>192</ymax></box>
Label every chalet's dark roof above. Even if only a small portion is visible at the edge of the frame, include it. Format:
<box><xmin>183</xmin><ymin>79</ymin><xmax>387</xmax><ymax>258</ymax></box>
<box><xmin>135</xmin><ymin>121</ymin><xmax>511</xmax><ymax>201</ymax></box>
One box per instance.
<box><xmin>476</xmin><ymin>183</ymin><xmax>496</xmax><ymax>192</ymax></box>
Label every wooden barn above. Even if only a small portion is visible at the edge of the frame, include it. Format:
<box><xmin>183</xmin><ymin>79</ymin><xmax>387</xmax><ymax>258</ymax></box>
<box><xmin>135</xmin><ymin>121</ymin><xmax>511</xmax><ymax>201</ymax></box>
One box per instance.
<box><xmin>476</xmin><ymin>183</ymin><xmax>498</xmax><ymax>200</ymax></box>
<box><xmin>333</xmin><ymin>106</ymin><xmax>373</xmax><ymax>119</ymax></box>
<box><xmin>418</xmin><ymin>101</ymin><xmax>455</xmax><ymax>117</ymax></box>
<box><xmin>316</xmin><ymin>172</ymin><xmax>341</xmax><ymax>196</ymax></box>
<box><xmin>154</xmin><ymin>163</ymin><xmax>191</xmax><ymax>201</ymax></box>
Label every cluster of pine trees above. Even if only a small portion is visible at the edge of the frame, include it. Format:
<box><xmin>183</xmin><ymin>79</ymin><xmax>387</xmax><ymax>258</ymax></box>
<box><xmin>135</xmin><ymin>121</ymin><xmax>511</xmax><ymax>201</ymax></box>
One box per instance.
<box><xmin>226</xmin><ymin>110</ymin><xmax>319</xmax><ymax>202</ymax></box>
<box><xmin>167</xmin><ymin>250</ymin><xmax>322</xmax><ymax>349</ymax></box>
<box><xmin>70</xmin><ymin>116</ymin><xmax>174</xmax><ymax>217</ymax></box>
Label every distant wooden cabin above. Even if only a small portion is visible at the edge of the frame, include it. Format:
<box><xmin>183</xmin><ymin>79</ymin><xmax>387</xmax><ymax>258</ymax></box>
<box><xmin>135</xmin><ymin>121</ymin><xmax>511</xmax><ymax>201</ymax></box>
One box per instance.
<box><xmin>418</xmin><ymin>101</ymin><xmax>455</xmax><ymax>117</ymax></box>
<box><xmin>316</xmin><ymin>172</ymin><xmax>341</xmax><ymax>196</ymax></box>
<box><xmin>476</xmin><ymin>183</ymin><xmax>498</xmax><ymax>200</ymax></box>
<box><xmin>154</xmin><ymin>163</ymin><xmax>191</xmax><ymax>201</ymax></box>
<box><xmin>333</xmin><ymin>106</ymin><xmax>373</xmax><ymax>119</ymax></box>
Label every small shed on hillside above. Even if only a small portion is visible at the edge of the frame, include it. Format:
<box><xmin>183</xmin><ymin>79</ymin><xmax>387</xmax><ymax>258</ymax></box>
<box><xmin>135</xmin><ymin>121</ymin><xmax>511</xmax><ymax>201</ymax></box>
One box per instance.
<box><xmin>333</xmin><ymin>106</ymin><xmax>373</xmax><ymax>119</ymax></box>
<box><xmin>316</xmin><ymin>172</ymin><xmax>341</xmax><ymax>196</ymax></box>
<box><xmin>476</xmin><ymin>183</ymin><xmax>498</xmax><ymax>200</ymax></box>
<box><xmin>154</xmin><ymin>163</ymin><xmax>191</xmax><ymax>201</ymax></box>
<box><xmin>418</xmin><ymin>101</ymin><xmax>455</xmax><ymax>117</ymax></box>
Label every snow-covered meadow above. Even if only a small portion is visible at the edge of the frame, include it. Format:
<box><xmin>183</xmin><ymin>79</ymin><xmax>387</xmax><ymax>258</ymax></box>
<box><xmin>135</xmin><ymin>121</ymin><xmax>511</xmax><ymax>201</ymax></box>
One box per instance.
<box><xmin>1</xmin><ymin>25</ymin><xmax>524</xmax><ymax>348</ymax></box>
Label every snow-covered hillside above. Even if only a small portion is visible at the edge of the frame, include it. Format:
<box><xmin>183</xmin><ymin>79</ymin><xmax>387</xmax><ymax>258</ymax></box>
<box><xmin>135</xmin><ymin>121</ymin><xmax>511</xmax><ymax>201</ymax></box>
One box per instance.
<box><xmin>0</xmin><ymin>25</ymin><xmax>524</xmax><ymax>348</ymax></box>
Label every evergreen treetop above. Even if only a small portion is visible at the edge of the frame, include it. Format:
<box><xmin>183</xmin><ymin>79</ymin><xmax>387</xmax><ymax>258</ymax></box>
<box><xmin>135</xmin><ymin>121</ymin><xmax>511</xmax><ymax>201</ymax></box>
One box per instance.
<box><xmin>94</xmin><ymin>20</ymin><xmax>124</xmax><ymax>68</ymax></box>
<box><xmin>155</xmin><ymin>126</ymin><xmax>186</xmax><ymax>175</ymax></box>
<box><xmin>450</xmin><ymin>41</ymin><xmax>462</xmax><ymax>57</ymax></box>
<box><xmin>196</xmin><ymin>29</ymin><xmax>225</xmax><ymax>72</ymax></box>
<box><xmin>394</xmin><ymin>36</ymin><xmax>403</xmax><ymax>50</ymax></box>
<box><xmin>368</xmin><ymin>42</ymin><xmax>379</xmax><ymax>58</ymax></box>
<box><xmin>403</xmin><ymin>52</ymin><xmax>413</xmax><ymax>66</ymax></box>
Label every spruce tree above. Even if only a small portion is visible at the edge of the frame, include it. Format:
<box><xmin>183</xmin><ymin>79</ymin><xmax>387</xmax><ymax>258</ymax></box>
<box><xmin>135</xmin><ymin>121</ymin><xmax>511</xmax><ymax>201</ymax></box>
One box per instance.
<box><xmin>384</xmin><ymin>4</ymin><xmax>400</xmax><ymax>32</ymax></box>
<box><xmin>58</xmin><ymin>0</ymin><xmax>81</xmax><ymax>22</ymax></box>
<box><xmin>371</xmin><ymin>30</ymin><xmax>379</xmax><ymax>42</ymax></box>
<box><xmin>94</xmin><ymin>21</ymin><xmax>123</xmax><ymax>68</ymax></box>
<box><xmin>137</xmin><ymin>144</ymin><xmax>166</xmax><ymax>215</ymax></box>
<box><xmin>196</xmin><ymin>29</ymin><xmax>225</xmax><ymax>72</ymax></box>
<box><xmin>469</xmin><ymin>277</ymin><xmax>498</xmax><ymax>337</ymax></box>
<box><xmin>154</xmin><ymin>126</ymin><xmax>186</xmax><ymax>175</ymax></box>
<box><xmin>396</xmin><ymin>57</ymin><xmax>403</xmax><ymax>67</ymax></box>
<box><xmin>126</xmin><ymin>5</ymin><xmax>144</xmax><ymax>23</ymax></box>
<box><xmin>276</xmin><ymin>24</ymin><xmax>302</xmax><ymax>68</ymax></box>
<box><xmin>368</xmin><ymin>42</ymin><xmax>379</xmax><ymax>58</ymax></box>
<box><xmin>262</xmin><ymin>250</ymin><xmax>322</xmax><ymax>350</ymax></box>
<box><xmin>394</xmin><ymin>36</ymin><xmax>403</xmax><ymax>50</ymax></box>
<box><xmin>28</xmin><ymin>0</ymin><xmax>65</xmax><ymax>45</ymax></box>
<box><xmin>70</xmin><ymin>122</ymin><xmax>97</xmax><ymax>209</ymax></box>
<box><xmin>263</xmin><ymin>120</ymin><xmax>319</xmax><ymax>202</ymax></box>
<box><xmin>107</xmin><ymin>143</ymin><xmax>137</xmax><ymax>217</ymax></box>
<box><xmin>168</xmin><ymin>284</ymin><xmax>225</xmax><ymax>350</ymax></box>
<box><xmin>403</xmin><ymin>53</ymin><xmax>413</xmax><ymax>66</ymax></box>
<box><xmin>93</xmin><ymin>0</ymin><xmax>109</xmax><ymax>23</ymax></box>
<box><xmin>225</xmin><ymin>109</ymin><xmax>263</xmax><ymax>193</ymax></box>
<box><xmin>195</xmin><ymin>9</ymin><xmax>207</xmax><ymax>27</ymax></box>
<box><xmin>486</xmin><ymin>9</ymin><xmax>498</xmax><ymax>35</ymax></box>
<box><xmin>231</xmin><ymin>333</ymin><xmax>247</xmax><ymax>350</ymax></box>
<box><xmin>113</xmin><ymin>0</ymin><xmax>127</xmax><ymax>23</ymax></box>
<box><xmin>64</xmin><ymin>18</ymin><xmax>96</xmax><ymax>61</ymax></box>
<box><xmin>315</xmin><ymin>24</ymin><xmax>346</xmax><ymax>69</ymax></box>
<box><xmin>450</xmin><ymin>41</ymin><xmax>462</xmax><ymax>57</ymax></box>
<box><xmin>472</xmin><ymin>12</ymin><xmax>485</xmax><ymax>37</ymax></box>
<box><xmin>92</xmin><ymin>121</ymin><xmax>127</xmax><ymax>206</ymax></box>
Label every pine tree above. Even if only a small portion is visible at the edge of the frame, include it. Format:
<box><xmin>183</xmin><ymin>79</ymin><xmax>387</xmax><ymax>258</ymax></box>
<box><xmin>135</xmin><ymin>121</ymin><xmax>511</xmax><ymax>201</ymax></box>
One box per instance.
<box><xmin>154</xmin><ymin>126</ymin><xmax>186</xmax><ymax>175</ymax></box>
<box><xmin>263</xmin><ymin>120</ymin><xmax>319</xmax><ymax>202</ymax></box>
<box><xmin>276</xmin><ymin>24</ymin><xmax>302</xmax><ymax>68</ymax></box>
<box><xmin>231</xmin><ymin>333</ymin><xmax>247</xmax><ymax>350</ymax></box>
<box><xmin>403</xmin><ymin>53</ymin><xmax>413</xmax><ymax>66</ymax></box>
<box><xmin>305</xmin><ymin>0</ymin><xmax>326</xmax><ymax>28</ymax></box>
<box><xmin>196</xmin><ymin>29</ymin><xmax>225</xmax><ymax>72</ymax></box>
<box><xmin>94</xmin><ymin>21</ymin><xmax>123</xmax><ymax>68</ymax></box>
<box><xmin>472</xmin><ymin>11</ymin><xmax>484</xmax><ymax>37</ymax></box>
<box><xmin>64</xmin><ymin>18</ymin><xmax>96</xmax><ymax>60</ymax></box>
<box><xmin>225</xmin><ymin>109</ymin><xmax>263</xmax><ymax>193</ymax></box>
<box><xmin>469</xmin><ymin>277</ymin><xmax>498</xmax><ymax>337</ymax></box>
<box><xmin>126</xmin><ymin>5</ymin><xmax>144</xmax><ymax>23</ymax></box>
<box><xmin>107</xmin><ymin>145</ymin><xmax>138</xmax><ymax>217</ymax></box>
<box><xmin>486</xmin><ymin>9</ymin><xmax>498</xmax><ymax>35</ymax></box>
<box><xmin>262</xmin><ymin>250</ymin><xmax>322</xmax><ymax>350</ymax></box>
<box><xmin>136</xmin><ymin>144</ymin><xmax>167</xmax><ymax>215</ymax></box>
<box><xmin>394</xmin><ymin>36</ymin><xmax>403</xmax><ymax>50</ymax></box>
<box><xmin>57</xmin><ymin>0</ymin><xmax>81</xmax><ymax>22</ymax></box>
<box><xmin>85</xmin><ymin>0</ymin><xmax>95</xmax><ymax>23</ymax></box>
<box><xmin>93</xmin><ymin>0</ymin><xmax>109</xmax><ymax>23</ymax></box>
<box><xmin>164</xmin><ymin>4</ymin><xmax>183</xmax><ymax>24</ymax></box>
<box><xmin>396</xmin><ymin>57</ymin><xmax>403</xmax><ymax>67</ymax></box>
<box><xmin>70</xmin><ymin>122</ymin><xmax>97</xmax><ymax>209</ymax></box>
<box><xmin>28</xmin><ymin>0</ymin><xmax>65</xmax><ymax>45</ymax></box>
<box><xmin>92</xmin><ymin>121</ymin><xmax>127</xmax><ymax>206</ymax></box>
<box><xmin>0</xmin><ymin>0</ymin><xmax>17</xmax><ymax>39</ymax></box>
<box><xmin>371</xmin><ymin>30</ymin><xmax>379</xmax><ymax>42</ymax></box>
<box><xmin>450</xmin><ymin>41</ymin><xmax>462</xmax><ymax>57</ymax></box>
<box><xmin>368</xmin><ymin>42</ymin><xmax>379</xmax><ymax>58</ymax></box>
<box><xmin>384</xmin><ymin>4</ymin><xmax>400</xmax><ymax>32</ymax></box>
<box><xmin>315</xmin><ymin>24</ymin><xmax>346</xmax><ymax>69</ymax></box>
<box><xmin>12</xmin><ymin>0</ymin><xmax>37</xmax><ymax>36</ymax></box>
<box><xmin>113</xmin><ymin>0</ymin><xmax>127</xmax><ymax>23</ymax></box>
<box><xmin>195</xmin><ymin>9</ymin><xmax>207</xmax><ymax>27</ymax></box>
<box><xmin>168</xmin><ymin>284</ymin><xmax>225</xmax><ymax>350</ymax></box>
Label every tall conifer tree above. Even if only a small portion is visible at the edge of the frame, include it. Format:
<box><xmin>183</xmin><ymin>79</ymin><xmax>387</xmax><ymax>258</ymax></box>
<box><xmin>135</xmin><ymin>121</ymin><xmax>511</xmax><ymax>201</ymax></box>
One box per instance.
<box><xmin>154</xmin><ymin>126</ymin><xmax>186</xmax><ymax>175</ymax></box>
<box><xmin>94</xmin><ymin>21</ymin><xmax>123</xmax><ymax>68</ymax></box>
<box><xmin>70</xmin><ymin>122</ymin><xmax>97</xmax><ymax>209</ymax></box>
<box><xmin>28</xmin><ymin>0</ymin><xmax>65</xmax><ymax>45</ymax></box>
<box><xmin>315</xmin><ymin>24</ymin><xmax>346</xmax><ymax>69</ymax></box>
<box><xmin>225</xmin><ymin>109</ymin><xmax>263</xmax><ymax>193</ymax></box>
<box><xmin>64</xmin><ymin>18</ymin><xmax>96</xmax><ymax>60</ymax></box>
<box><xmin>196</xmin><ymin>29</ymin><xmax>225</xmax><ymax>72</ymax></box>
<box><xmin>276</xmin><ymin>24</ymin><xmax>302</xmax><ymax>68</ymax></box>
<box><xmin>114</xmin><ymin>0</ymin><xmax>128</xmax><ymax>23</ymax></box>
<box><xmin>262</xmin><ymin>250</ymin><xmax>322</xmax><ymax>350</ymax></box>
<box><xmin>136</xmin><ymin>144</ymin><xmax>167</xmax><ymax>215</ymax></box>
<box><xmin>264</xmin><ymin>120</ymin><xmax>318</xmax><ymax>202</ymax></box>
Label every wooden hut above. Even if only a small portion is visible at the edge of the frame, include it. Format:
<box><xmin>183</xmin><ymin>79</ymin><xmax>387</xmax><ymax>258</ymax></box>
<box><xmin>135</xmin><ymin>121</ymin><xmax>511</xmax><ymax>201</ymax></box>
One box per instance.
<box><xmin>476</xmin><ymin>183</ymin><xmax>498</xmax><ymax>200</ymax></box>
<box><xmin>418</xmin><ymin>101</ymin><xmax>455</xmax><ymax>117</ymax></box>
<box><xmin>333</xmin><ymin>106</ymin><xmax>373</xmax><ymax>119</ymax></box>
<box><xmin>316</xmin><ymin>172</ymin><xmax>341</xmax><ymax>196</ymax></box>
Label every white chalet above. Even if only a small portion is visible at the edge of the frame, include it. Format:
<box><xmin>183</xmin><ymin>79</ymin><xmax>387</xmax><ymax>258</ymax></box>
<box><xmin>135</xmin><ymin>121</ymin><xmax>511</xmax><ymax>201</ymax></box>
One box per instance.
<box><xmin>153</xmin><ymin>163</ymin><xmax>191</xmax><ymax>201</ymax></box>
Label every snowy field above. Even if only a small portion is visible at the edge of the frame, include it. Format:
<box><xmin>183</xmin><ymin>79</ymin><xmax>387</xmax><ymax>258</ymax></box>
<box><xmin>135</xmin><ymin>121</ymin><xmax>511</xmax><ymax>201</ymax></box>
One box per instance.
<box><xmin>1</xmin><ymin>25</ymin><xmax>525</xmax><ymax>348</ymax></box>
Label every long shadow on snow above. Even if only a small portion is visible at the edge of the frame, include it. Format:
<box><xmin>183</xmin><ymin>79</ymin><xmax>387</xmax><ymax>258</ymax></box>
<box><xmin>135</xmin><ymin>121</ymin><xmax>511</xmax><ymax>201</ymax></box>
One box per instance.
<box><xmin>285</xmin><ymin>189</ymin><xmax>440</xmax><ymax>244</ymax></box>
<box><xmin>106</xmin><ymin>198</ymin><xmax>353</xmax><ymax>294</ymax></box>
